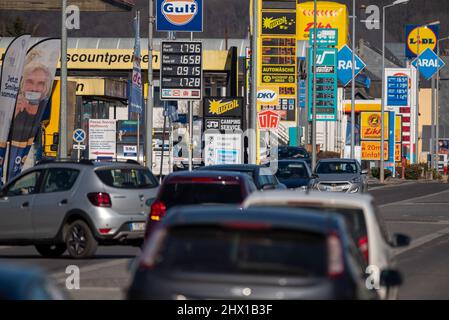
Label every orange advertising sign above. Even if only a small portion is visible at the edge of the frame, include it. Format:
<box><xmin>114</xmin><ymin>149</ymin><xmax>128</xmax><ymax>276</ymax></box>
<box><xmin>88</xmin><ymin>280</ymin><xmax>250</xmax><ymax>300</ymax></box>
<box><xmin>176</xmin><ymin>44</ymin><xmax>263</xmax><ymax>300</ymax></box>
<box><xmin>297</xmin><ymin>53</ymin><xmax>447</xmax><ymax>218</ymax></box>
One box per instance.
<box><xmin>361</xmin><ymin>112</ymin><xmax>389</xmax><ymax>140</ymax></box>
<box><xmin>395</xmin><ymin>143</ymin><xmax>402</xmax><ymax>162</ymax></box>
<box><xmin>361</xmin><ymin>141</ymin><xmax>389</xmax><ymax>161</ymax></box>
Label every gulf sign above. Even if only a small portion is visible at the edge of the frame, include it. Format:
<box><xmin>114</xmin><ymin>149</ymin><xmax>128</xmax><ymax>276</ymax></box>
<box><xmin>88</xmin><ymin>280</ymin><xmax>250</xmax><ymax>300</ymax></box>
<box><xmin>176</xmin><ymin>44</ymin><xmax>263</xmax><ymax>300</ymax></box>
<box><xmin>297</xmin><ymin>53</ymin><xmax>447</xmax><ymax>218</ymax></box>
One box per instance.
<box><xmin>297</xmin><ymin>1</ymin><xmax>348</xmax><ymax>48</ymax></box>
<box><xmin>405</xmin><ymin>24</ymin><xmax>439</xmax><ymax>58</ymax></box>
<box><xmin>156</xmin><ymin>0</ymin><xmax>203</xmax><ymax>32</ymax></box>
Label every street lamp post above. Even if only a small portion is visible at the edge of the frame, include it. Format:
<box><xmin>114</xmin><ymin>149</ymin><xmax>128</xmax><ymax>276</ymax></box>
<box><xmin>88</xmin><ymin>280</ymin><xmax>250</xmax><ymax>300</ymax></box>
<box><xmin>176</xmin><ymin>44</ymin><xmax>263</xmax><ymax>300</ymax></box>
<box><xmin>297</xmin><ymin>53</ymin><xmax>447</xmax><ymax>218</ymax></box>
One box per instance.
<box><xmin>436</xmin><ymin>37</ymin><xmax>449</xmax><ymax>171</ymax></box>
<box><xmin>380</xmin><ymin>0</ymin><xmax>409</xmax><ymax>183</ymax></box>
<box><xmin>311</xmin><ymin>0</ymin><xmax>318</xmax><ymax>171</ymax></box>
<box><xmin>350</xmin><ymin>0</ymin><xmax>356</xmax><ymax>159</ymax></box>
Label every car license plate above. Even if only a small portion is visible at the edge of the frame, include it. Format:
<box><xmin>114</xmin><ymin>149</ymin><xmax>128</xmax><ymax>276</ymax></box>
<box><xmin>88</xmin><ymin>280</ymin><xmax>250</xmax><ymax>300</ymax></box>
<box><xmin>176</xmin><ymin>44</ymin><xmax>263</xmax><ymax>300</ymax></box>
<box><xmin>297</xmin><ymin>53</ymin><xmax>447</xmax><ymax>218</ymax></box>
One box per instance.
<box><xmin>130</xmin><ymin>223</ymin><xmax>145</xmax><ymax>231</ymax></box>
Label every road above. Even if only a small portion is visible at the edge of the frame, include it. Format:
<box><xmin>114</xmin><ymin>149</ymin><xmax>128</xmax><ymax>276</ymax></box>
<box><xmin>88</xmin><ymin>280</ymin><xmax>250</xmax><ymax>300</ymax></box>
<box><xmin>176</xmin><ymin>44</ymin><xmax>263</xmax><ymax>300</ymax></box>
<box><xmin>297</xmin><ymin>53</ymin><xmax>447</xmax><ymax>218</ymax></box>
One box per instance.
<box><xmin>0</xmin><ymin>181</ymin><xmax>449</xmax><ymax>299</ymax></box>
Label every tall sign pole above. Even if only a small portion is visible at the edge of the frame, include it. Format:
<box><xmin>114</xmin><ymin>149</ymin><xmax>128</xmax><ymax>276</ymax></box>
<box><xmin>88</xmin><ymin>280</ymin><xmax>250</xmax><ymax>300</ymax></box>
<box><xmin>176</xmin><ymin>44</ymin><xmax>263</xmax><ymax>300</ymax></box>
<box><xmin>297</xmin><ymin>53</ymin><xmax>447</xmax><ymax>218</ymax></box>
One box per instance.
<box><xmin>350</xmin><ymin>0</ymin><xmax>356</xmax><ymax>159</ymax></box>
<box><xmin>146</xmin><ymin>0</ymin><xmax>155</xmax><ymax>169</ymax></box>
<box><xmin>59</xmin><ymin>0</ymin><xmax>68</xmax><ymax>160</ymax></box>
<box><xmin>311</xmin><ymin>0</ymin><xmax>317</xmax><ymax>170</ymax></box>
<box><xmin>250</xmin><ymin>0</ymin><xmax>258</xmax><ymax>164</ymax></box>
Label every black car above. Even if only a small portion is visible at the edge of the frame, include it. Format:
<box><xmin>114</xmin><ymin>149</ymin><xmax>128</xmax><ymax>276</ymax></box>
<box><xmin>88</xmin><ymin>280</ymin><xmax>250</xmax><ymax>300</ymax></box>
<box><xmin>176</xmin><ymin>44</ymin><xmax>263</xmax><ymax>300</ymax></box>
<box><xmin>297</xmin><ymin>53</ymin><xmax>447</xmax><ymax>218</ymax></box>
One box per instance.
<box><xmin>197</xmin><ymin>164</ymin><xmax>286</xmax><ymax>190</ymax></box>
<box><xmin>128</xmin><ymin>206</ymin><xmax>401</xmax><ymax>300</ymax></box>
<box><xmin>273</xmin><ymin>146</ymin><xmax>311</xmax><ymax>164</ymax></box>
<box><xmin>266</xmin><ymin>160</ymin><xmax>316</xmax><ymax>190</ymax></box>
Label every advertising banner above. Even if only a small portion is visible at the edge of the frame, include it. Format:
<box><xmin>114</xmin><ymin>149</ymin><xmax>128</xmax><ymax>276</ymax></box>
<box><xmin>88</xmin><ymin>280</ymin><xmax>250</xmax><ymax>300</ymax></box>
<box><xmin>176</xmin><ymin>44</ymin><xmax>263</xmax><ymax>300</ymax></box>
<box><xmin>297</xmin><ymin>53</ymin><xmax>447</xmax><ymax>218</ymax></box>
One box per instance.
<box><xmin>129</xmin><ymin>14</ymin><xmax>143</xmax><ymax>114</ymax></box>
<box><xmin>156</xmin><ymin>0</ymin><xmax>203</xmax><ymax>32</ymax></box>
<box><xmin>361</xmin><ymin>141</ymin><xmax>389</xmax><ymax>161</ymax></box>
<box><xmin>7</xmin><ymin>38</ymin><xmax>60</xmax><ymax>181</ymax></box>
<box><xmin>203</xmin><ymin>97</ymin><xmax>244</xmax><ymax>132</ymax></box>
<box><xmin>297</xmin><ymin>1</ymin><xmax>348</xmax><ymax>48</ymax></box>
<box><xmin>0</xmin><ymin>35</ymin><xmax>30</xmax><ymax>183</ymax></box>
<box><xmin>259</xmin><ymin>37</ymin><xmax>296</xmax><ymax>85</ymax></box>
<box><xmin>257</xmin><ymin>85</ymin><xmax>296</xmax><ymax>122</ymax></box>
<box><xmin>360</xmin><ymin>112</ymin><xmax>389</xmax><ymax>140</ymax></box>
<box><xmin>88</xmin><ymin>119</ymin><xmax>117</xmax><ymax>160</ymax></box>
<box><xmin>261</xmin><ymin>10</ymin><xmax>296</xmax><ymax>35</ymax></box>
<box><xmin>204</xmin><ymin>133</ymin><xmax>242</xmax><ymax>166</ymax></box>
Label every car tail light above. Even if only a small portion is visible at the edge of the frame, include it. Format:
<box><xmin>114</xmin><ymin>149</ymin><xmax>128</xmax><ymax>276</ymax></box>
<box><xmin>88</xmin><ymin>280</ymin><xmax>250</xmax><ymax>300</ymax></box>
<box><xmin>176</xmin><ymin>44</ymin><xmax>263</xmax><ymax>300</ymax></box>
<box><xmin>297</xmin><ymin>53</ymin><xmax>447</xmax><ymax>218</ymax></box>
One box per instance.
<box><xmin>87</xmin><ymin>192</ymin><xmax>112</xmax><ymax>207</ymax></box>
<box><xmin>327</xmin><ymin>232</ymin><xmax>344</xmax><ymax>278</ymax></box>
<box><xmin>140</xmin><ymin>228</ymin><xmax>167</xmax><ymax>269</ymax></box>
<box><xmin>149</xmin><ymin>200</ymin><xmax>167</xmax><ymax>222</ymax></box>
<box><xmin>358</xmin><ymin>235</ymin><xmax>369</xmax><ymax>263</ymax></box>
<box><xmin>99</xmin><ymin>228</ymin><xmax>112</xmax><ymax>234</ymax></box>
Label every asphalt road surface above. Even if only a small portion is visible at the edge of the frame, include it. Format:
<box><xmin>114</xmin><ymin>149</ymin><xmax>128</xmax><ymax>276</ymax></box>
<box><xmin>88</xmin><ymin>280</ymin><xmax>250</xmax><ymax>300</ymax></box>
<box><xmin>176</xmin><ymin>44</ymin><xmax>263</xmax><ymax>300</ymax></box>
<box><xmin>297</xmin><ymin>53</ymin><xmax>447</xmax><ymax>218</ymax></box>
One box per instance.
<box><xmin>0</xmin><ymin>181</ymin><xmax>448</xmax><ymax>299</ymax></box>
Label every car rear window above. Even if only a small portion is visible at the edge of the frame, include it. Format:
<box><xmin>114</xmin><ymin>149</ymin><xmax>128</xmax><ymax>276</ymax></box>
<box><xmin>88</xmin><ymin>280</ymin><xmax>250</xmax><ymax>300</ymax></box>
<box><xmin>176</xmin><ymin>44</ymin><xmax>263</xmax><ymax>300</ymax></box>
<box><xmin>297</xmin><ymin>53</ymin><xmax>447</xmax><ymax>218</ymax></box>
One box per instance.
<box><xmin>152</xmin><ymin>226</ymin><xmax>327</xmax><ymax>277</ymax></box>
<box><xmin>161</xmin><ymin>183</ymin><xmax>244</xmax><ymax>207</ymax></box>
<box><xmin>95</xmin><ymin>168</ymin><xmax>158</xmax><ymax>189</ymax></box>
<box><xmin>275</xmin><ymin>162</ymin><xmax>310</xmax><ymax>180</ymax></box>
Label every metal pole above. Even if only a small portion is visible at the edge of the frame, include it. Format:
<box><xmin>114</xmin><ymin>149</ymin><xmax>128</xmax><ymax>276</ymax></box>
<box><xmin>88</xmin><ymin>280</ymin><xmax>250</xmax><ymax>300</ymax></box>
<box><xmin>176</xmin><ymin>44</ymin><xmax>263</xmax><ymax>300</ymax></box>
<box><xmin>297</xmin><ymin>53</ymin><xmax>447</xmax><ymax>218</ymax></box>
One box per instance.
<box><xmin>188</xmin><ymin>32</ymin><xmax>194</xmax><ymax>171</ymax></box>
<box><xmin>350</xmin><ymin>0</ymin><xmax>356</xmax><ymax>159</ymax></box>
<box><xmin>431</xmin><ymin>75</ymin><xmax>436</xmax><ymax>170</ymax></box>
<box><xmin>250</xmin><ymin>0</ymin><xmax>258</xmax><ymax>164</ymax></box>
<box><xmin>436</xmin><ymin>43</ymin><xmax>441</xmax><ymax>173</ymax></box>
<box><xmin>146</xmin><ymin>0</ymin><xmax>154</xmax><ymax>170</ymax></box>
<box><xmin>415</xmin><ymin>27</ymin><xmax>420</xmax><ymax>164</ymax></box>
<box><xmin>380</xmin><ymin>6</ymin><xmax>386</xmax><ymax>183</ymax></box>
<box><xmin>59</xmin><ymin>0</ymin><xmax>68</xmax><ymax>160</ymax></box>
<box><xmin>160</xmin><ymin>107</ymin><xmax>167</xmax><ymax>182</ymax></box>
<box><xmin>311</xmin><ymin>0</ymin><xmax>317</xmax><ymax>170</ymax></box>
<box><xmin>136</xmin><ymin>11</ymin><xmax>141</xmax><ymax>164</ymax></box>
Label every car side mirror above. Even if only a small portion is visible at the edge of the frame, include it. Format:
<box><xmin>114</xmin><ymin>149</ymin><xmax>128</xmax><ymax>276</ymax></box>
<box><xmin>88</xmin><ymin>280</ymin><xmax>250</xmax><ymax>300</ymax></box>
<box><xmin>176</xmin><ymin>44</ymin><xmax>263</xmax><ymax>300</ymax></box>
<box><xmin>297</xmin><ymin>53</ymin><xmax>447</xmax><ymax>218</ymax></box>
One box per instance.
<box><xmin>361</xmin><ymin>169</ymin><xmax>369</xmax><ymax>175</ymax></box>
<box><xmin>391</xmin><ymin>234</ymin><xmax>411</xmax><ymax>247</ymax></box>
<box><xmin>145</xmin><ymin>198</ymin><xmax>155</xmax><ymax>207</ymax></box>
<box><xmin>380</xmin><ymin>269</ymin><xmax>403</xmax><ymax>287</ymax></box>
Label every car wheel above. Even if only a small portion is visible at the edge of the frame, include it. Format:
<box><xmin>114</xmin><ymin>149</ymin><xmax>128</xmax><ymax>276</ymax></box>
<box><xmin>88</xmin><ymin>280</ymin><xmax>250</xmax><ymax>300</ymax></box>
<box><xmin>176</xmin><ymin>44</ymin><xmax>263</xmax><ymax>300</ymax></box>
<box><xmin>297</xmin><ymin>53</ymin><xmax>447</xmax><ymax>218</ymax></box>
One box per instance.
<box><xmin>65</xmin><ymin>220</ymin><xmax>98</xmax><ymax>259</ymax></box>
<box><xmin>34</xmin><ymin>244</ymin><xmax>67</xmax><ymax>258</ymax></box>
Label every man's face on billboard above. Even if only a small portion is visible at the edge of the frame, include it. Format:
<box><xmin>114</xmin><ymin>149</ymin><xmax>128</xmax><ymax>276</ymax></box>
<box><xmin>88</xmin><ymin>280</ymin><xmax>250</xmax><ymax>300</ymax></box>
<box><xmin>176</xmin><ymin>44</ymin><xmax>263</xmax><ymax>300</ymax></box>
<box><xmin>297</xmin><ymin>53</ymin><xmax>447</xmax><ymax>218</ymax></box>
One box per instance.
<box><xmin>23</xmin><ymin>68</ymin><xmax>49</xmax><ymax>104</ymax></box>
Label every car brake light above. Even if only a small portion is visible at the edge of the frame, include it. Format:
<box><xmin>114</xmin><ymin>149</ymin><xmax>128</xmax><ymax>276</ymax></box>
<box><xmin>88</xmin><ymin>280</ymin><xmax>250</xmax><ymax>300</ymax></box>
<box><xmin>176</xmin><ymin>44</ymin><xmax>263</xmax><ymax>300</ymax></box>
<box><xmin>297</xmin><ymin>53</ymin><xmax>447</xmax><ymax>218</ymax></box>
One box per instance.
<box><xmin>99</xmin><ymin>228</ymin><xmax>112</xmax><ymax>234</ymax></box>
<box><xmin>327</xmin><ymin>232</ymin><xmax>345</xmax><ymax>278</ymax></box>
<box><xmin>140</xmin><ymin>228</ymin><xmax>167</xmax><ymax>269</ymax></box>
<box><xmin>358</xmin><ymin>235</ymin><xmax>369</xmax><ymax>263</ymax></box>
<box><xmin>150</xmin><ymin>200</ymin><xmax>167</xmax><ymax>222</ymax></box>
<box><xmin>87</xmin><ymin>192</ymin><xmax>112</xmax><ymax>207</ymax></box>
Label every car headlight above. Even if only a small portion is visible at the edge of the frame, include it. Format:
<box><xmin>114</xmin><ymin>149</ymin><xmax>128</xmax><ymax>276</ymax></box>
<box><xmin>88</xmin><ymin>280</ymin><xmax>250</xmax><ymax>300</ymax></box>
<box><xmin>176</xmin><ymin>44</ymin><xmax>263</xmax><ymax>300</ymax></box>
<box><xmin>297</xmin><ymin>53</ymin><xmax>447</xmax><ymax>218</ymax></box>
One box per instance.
<box><xmin>351</xmin><ymin>177</ymin><xmax>362</xmax><ymax>183</ymax></box>
<box><xmin>349</xmin><ymin>186</ymin><xmax>359</xmax><ymax>193</ymax></box>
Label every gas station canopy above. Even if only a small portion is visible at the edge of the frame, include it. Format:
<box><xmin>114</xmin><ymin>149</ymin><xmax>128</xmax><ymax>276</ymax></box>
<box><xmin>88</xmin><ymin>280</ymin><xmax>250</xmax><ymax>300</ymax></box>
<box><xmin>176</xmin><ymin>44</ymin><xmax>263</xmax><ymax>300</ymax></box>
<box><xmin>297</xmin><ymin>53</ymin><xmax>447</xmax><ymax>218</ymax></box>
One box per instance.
<box><xmin>0</xmin><ymin>0</ymin><xmax>134</xmax><ymax>11</ymax></box>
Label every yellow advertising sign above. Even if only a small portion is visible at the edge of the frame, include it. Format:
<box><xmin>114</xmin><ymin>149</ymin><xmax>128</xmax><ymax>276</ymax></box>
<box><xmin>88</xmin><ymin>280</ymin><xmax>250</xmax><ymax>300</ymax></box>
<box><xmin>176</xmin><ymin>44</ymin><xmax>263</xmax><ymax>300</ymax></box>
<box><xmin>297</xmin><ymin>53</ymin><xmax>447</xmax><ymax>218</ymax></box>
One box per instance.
<box><xmin>297</xmin><ymin>1</ymin><xmax>348</xmax><ymax>48</ymax></box>
<box><xmin>361</xmin><ymin>141</ymin><xmax>389</xmax><ymax>161</ymax></box>
<box><xmin>256</xmin><ymin>84</ymin><xmax>296</xmax><ymax>122</ymax></box>
<box><xmin>395</xmin><ymin>143</ymin><xmax>402</xmax><ymax>162</ymax></box>
<box><xmin>395</xmin><ymin>115</ymin><xmax>402</xmax><ymax>143</ymax></box>
<box><xmin>361</xmin><ymin>112</ymin><xmax>389</xmax><ymax>140</ymax></box>
<box><xmin>68</xmin><ymin>78</ymin><xmax>105</xmax><ymax>96</ymax></box>
<box><xmin>407</xmin><ymin>26</ymin><xmax>438</xmax><ymax>56</ymax></box>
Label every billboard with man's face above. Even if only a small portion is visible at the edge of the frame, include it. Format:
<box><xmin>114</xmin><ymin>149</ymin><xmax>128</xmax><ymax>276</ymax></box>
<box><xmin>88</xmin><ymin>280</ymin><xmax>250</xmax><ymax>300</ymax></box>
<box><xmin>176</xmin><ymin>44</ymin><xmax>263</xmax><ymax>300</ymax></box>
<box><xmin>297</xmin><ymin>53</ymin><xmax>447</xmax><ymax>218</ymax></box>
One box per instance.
<box><xmin>7</xmin><ymin>38</ymin><xmax>60</xmax><ymax>181</ymax></box>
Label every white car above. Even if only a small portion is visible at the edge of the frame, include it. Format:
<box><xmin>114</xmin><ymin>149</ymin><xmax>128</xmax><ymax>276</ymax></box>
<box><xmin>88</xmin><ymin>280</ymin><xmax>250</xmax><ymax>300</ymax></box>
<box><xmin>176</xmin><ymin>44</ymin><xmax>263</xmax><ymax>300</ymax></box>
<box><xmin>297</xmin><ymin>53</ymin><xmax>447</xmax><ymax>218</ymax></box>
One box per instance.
<box><xmin>242</xmin><ymin>190</ymin><xmax>410</xmax><ymax>300</ymax></box>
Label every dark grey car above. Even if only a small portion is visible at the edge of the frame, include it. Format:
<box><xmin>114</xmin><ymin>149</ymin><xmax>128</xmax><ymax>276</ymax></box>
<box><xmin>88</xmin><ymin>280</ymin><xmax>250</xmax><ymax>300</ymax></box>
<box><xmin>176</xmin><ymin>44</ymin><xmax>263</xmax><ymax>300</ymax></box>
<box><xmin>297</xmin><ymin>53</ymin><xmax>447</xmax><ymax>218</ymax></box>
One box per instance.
<box><xmin>0</xmin><ymin>160</ymin><xmax>159</xmax><ymax>259</ymax></box>
<box><xmin>127</xmin><ymin>207</ymin><xmax>400</xmax><ymax>300</ymax></box>
<box><xmin>314</xmin><ymin>159</ymin><xmax>368</xmax><ymax>194</ymax></box>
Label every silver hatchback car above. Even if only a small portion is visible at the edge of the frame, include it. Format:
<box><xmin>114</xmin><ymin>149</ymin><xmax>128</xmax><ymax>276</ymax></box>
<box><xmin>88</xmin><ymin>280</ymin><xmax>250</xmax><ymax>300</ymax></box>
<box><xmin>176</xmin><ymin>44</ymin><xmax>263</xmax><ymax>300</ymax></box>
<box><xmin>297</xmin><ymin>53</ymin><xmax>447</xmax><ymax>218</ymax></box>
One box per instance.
<box><xmin>0</xmin><ymin>160</ymin><xmax>159</xmax><ymax>259</ymax></box>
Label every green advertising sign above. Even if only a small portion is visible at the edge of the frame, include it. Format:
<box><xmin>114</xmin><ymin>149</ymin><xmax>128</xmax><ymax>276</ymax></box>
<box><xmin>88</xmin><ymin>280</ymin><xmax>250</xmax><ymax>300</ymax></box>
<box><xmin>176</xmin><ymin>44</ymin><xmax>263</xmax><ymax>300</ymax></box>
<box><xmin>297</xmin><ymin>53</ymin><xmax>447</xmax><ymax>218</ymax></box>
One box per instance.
<box><xmin>308</xmin><ymin>47</ymin><xmax>338</xmax><ymax>122</ymax></box>
<box><xmin>309</xmin><ymin>28</ymin><xmax>338</xmax><ymax>47</ymax></box>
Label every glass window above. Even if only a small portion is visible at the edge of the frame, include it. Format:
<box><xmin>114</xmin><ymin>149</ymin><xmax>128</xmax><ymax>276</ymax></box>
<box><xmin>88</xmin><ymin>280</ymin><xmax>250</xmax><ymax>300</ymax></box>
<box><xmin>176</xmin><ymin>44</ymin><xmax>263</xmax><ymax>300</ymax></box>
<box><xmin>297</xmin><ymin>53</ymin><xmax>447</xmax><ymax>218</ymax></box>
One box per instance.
<box><xmin>6</xmin><ymin>171</ymin><xmax>42</xmax><ymax>196</ymax></box>
<box><xmin>95</xmin><ymin>168</ymin><xmax>158</xmax><ymax>189</ymax></box>
<box><xmin>153</xmin><ymin>226</ymin><xmax>327</xmax><ymax>277</ymax></box>
<box><xmin>316</xmin><ymin>161</ymin><xmax>358</xmax><ymax>174</ymax></box>
<box><xmin>275</xmin><ymin>162</ymin><xmax>310</xmax><ymax>180</ymax></box>
<box><xmin>161</xmin><ymin>183</ymin><xmax>243</xmax><ymax>208</ymax></box>
<box><xmin>42</xmin><ymin>168</ymin><xmax>80</xmax><ymax>193</ymax></box>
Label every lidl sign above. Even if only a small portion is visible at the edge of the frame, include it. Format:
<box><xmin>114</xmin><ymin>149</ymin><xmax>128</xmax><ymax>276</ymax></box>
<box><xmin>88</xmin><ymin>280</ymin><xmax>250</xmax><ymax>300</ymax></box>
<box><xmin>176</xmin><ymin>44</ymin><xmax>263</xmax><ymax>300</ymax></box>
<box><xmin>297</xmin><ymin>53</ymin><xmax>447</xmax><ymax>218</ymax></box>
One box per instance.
<box><xmin>406</xmin><ymin>24</ymin><xmax>439</xmax><ymax>58</ymax></box>
<box><xmin>156</xmin><ymin>0</ymin><xmax>203</xmax><ymax>32</ymax></box>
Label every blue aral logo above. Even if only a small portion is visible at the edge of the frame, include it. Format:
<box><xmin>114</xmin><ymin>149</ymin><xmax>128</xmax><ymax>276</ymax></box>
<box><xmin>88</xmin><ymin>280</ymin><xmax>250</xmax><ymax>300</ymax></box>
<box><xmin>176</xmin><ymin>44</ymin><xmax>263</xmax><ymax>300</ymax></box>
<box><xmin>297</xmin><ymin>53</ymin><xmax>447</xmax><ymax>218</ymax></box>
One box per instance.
<box><xmin>412</xmin><ymin>48</ymin><xmax>445</xmax><ymax>80</ymax></box>
<box><xmin>337</xmin><ymin>45</ymin><xmax>366</xmax><ymax>87</ymax></box>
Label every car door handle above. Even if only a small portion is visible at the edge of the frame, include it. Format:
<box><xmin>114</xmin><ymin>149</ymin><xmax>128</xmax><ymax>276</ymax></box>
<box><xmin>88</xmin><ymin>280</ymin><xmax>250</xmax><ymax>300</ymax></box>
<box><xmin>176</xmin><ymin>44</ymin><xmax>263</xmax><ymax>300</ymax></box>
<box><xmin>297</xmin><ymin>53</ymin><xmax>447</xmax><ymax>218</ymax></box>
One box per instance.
<box><xmin>58</xmin><ymin>199</ymin><xmax>68</xmax><ymax>206</ymax></box>
<box><xmin>21</xmin><ymin>202</ymin><xmax>29</xmax><ymax>208</ymax></box>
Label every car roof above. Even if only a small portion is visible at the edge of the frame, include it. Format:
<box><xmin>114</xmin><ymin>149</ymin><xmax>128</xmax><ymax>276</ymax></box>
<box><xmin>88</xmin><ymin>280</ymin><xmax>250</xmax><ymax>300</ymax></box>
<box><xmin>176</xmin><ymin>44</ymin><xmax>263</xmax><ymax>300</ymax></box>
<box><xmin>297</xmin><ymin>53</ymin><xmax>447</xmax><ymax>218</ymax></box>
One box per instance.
<box><xmin>165</xmin><ymin>170</ymin><xmax>251</xmax><ymax>180</ymax></box>
<box><xmin>316</xmin><ymin>158</ymin><xmax>357</xmax><ymax>163</ymax></box>
<box><xmin>243</xmin><ymin>190</ymin><xmax>374</xmax><ymax>210</ymax></box>
<box><xmin>268</xmin><ymin>159</ymin><xmax>309</xmax><ymax>164</ymax></box>
<box><xmin>161</xmin><ymin>205</ymin><xmax>345</xmax><ymax>235</ymax></box>
<box><xmin>198</xmin><ymin>164</ymin><xmax>260</xmax><ymax>171</ymax></box>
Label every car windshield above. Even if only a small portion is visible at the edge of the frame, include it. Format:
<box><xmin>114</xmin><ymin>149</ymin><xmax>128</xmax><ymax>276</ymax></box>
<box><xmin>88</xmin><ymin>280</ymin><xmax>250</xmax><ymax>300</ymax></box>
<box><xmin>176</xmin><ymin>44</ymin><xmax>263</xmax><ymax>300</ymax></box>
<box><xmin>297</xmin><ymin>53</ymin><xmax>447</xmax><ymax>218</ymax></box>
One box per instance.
<box><xmin>275</xmin><ymin>162</ymin><xmax>310</xmax><ymax>180</ymax></box>
<box><xmin>161</xmin><ymin>183</ymin><xmax>244</xmax><ymax>207</ymax></box>
<box><xmin>152</xmin><ymin>226</ymin><xmax>327</xmax><ymax>277</ymax></box>
<box><xmin>316</xmin><ymin>162</ymin><xmax>358</xmax><ymax>174</ymax></box>
<box><xmin>278</xmin><ymin>148</ymin><xmax>309</xmax><ymax>159</ymax></box>
<box><xmin>95</xmin><ymin>168</ymin><xmax>158</xmax><ymax>189</ymax></box>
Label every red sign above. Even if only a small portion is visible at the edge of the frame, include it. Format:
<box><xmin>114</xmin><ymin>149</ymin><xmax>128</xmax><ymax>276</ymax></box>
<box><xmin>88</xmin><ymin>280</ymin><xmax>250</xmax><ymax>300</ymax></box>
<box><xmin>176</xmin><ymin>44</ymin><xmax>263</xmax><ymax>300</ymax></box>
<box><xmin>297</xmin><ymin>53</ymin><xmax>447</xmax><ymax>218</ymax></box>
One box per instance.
<box><xmin>258</xmin><ymin>110</ymin><xmax>280</xmax><ymax>129</ymax></box>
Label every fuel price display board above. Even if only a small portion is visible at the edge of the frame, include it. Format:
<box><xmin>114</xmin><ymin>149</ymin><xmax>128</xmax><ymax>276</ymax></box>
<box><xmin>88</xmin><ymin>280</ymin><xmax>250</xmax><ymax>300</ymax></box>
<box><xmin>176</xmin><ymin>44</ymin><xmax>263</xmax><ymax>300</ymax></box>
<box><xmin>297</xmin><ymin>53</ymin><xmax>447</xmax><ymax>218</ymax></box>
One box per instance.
<box><xmin>161</xmin><ymin>41</ymin><xmax>203</xmax><ymax>100</ymax></box>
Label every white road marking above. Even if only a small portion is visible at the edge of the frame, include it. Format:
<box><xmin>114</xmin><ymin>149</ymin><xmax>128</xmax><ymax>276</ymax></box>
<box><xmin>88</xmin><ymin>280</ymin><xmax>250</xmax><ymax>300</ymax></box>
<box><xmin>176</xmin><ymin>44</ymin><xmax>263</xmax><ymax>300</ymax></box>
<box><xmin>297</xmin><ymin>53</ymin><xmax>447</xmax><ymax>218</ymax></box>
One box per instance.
<box><xmin>394</xmin><ymin>226</ymin><xmax>449</xmax><ymax>256</ymax></box>
<box><xmin>379</xmin><ymin>188</ymin><xmax>449</xmax><ymax>208</ymax></box>
<box><xmin>51</xmin><ymin>258</ymin><xmax>130</xmax><ymax>282</ymax></box>
<box><xmin>369</xmin><ymin>181</ymin><xmax>415</xmax><ymax>191</ymax></box>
